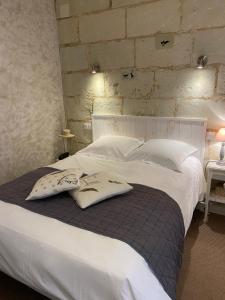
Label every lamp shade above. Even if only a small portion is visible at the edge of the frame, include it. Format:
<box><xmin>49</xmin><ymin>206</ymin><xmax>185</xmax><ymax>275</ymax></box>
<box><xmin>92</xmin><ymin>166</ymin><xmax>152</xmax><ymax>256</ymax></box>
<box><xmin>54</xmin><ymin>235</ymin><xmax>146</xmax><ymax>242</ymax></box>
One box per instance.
<box><xmin>216</xmin><ymin>128</ymin><xmax>225</xmax><ymax>142</ymax></box>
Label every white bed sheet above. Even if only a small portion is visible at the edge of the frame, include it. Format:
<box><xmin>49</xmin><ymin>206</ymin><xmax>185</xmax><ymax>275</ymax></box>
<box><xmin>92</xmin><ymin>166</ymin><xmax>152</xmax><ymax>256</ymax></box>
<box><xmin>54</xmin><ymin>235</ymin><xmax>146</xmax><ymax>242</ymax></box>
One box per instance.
<box><xmin>0</xmin><ymin>154</ymin><xmax>205</xmax><ymax>300</ymax></box>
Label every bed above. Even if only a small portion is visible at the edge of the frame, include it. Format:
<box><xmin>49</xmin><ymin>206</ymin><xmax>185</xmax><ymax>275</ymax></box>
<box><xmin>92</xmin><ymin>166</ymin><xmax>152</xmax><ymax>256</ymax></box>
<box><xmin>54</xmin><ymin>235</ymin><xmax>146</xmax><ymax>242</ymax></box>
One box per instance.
<box><xmin>0</xmin><ymin>115</ymin><xmax>207</xmax><ymax>300</ymax></box>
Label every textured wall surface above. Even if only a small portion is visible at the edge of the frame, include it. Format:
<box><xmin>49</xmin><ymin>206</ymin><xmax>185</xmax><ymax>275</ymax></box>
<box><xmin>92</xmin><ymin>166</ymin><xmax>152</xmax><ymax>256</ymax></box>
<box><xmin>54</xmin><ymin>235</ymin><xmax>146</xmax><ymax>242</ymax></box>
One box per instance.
<box><xmin>0</xmin><ymin>0</ymin><xmax>65</xmax><ymax>184</ymax></box>
<box><xmin>56</xmin><ymin>0</ymin><xmax>225</xmax><ymax>157</ymax></box>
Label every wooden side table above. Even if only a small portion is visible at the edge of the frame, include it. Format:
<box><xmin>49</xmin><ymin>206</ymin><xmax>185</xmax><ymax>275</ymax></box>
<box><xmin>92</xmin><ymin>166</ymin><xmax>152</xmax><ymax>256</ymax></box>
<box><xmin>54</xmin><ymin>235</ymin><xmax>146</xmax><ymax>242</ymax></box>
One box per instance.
<box><xmin>59</xmin><ymin>129</ymin><xmax>75</xmax><ymax>153</ymax></box>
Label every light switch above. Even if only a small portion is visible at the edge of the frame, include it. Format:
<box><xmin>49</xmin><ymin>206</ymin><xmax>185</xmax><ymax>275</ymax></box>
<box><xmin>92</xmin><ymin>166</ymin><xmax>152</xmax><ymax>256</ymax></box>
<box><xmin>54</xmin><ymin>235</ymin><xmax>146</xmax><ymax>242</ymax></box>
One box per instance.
<box><xmin>83</xmin><ymin>122</ymin><xmax>92</xmax><ymax>130</ymax></box>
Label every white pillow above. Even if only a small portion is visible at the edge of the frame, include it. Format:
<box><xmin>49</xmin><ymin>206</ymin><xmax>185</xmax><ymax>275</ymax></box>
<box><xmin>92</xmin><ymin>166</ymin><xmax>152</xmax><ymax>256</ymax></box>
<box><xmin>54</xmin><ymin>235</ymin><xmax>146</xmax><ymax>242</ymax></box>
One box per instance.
<box><xmin>128</xmin><ymin>139</ymin><xmax>198</xmax><ymax>172</ymax></box>
<box><xmin>26</xmin><ymin>168</ymin><xmax>83</xmax><ymax>201</ymax></box>
<box><xmin>78</xmin><ymin>135</ymin><xmax>144</xmax><ymax>161</ymax></box>
<box><xmin>70</xmin><ymin>172</ymin><xmax>133</xmax><ymax>209</ymax></box>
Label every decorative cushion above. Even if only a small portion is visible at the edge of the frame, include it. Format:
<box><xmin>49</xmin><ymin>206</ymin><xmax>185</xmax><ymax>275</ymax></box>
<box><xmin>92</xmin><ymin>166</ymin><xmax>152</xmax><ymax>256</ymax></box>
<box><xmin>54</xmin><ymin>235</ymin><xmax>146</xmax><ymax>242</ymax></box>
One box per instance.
<box><xmin>70</xmin><ymin>172</ymin><xmax>133</xmax><ymax>209</ymax></box>
<box><xmin>26</xmin><ymin>169</ymin><xmax>83</xmax><ymax>201</ymax></box>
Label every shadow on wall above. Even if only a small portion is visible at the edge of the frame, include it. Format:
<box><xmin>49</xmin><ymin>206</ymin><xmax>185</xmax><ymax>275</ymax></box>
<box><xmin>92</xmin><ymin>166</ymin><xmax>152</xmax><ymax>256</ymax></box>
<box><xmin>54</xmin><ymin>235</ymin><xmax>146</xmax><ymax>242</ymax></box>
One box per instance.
<box><xmin>207</xmin><ymin>100</ymin><xmax>225</xmax><ymax>124</ymax></box>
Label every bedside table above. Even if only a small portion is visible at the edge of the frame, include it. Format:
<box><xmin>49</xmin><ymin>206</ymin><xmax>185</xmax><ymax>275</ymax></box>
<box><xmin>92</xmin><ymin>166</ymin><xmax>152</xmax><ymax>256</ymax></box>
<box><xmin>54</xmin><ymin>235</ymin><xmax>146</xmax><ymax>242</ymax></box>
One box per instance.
<box><xmin>204</xmin><ymin>161</ymin><xmax>225</xmax><ymax>222</ymax></box>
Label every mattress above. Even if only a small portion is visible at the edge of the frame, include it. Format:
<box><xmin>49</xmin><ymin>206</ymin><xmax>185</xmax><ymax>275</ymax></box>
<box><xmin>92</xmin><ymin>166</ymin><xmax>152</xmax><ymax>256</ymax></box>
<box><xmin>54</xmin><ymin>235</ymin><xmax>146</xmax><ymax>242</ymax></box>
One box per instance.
<box><xmin>0</xmin><ymin>154</ymin><xmax>205</xmax><ymax>300</ymax></box>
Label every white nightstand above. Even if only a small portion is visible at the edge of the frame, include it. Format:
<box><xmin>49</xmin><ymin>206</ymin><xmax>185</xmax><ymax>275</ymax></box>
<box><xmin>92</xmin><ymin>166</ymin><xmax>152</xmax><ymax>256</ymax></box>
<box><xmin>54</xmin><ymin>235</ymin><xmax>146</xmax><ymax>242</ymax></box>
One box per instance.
<box><xmin>204</xmin><ymin>161</ymin><xmax>225</xmax><ymax>222</ymax></box>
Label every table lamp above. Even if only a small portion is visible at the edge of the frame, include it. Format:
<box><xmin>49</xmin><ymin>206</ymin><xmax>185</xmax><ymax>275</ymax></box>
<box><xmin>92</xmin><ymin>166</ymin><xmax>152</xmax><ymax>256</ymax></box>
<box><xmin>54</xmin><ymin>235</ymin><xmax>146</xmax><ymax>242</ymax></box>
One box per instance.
<box><xmin>216</xmin><ymin>128</ymin><xmax>225</xmax><ymax>165</ymax></box>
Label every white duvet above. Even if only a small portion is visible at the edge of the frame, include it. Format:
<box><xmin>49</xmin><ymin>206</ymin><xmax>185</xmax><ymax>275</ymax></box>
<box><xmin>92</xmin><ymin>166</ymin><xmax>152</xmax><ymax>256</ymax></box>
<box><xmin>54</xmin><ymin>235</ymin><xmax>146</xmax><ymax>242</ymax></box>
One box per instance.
<box><xmin>0</xmin><ymin>154</ymin><xmax>205</xmax><ymax>300</ymax></box>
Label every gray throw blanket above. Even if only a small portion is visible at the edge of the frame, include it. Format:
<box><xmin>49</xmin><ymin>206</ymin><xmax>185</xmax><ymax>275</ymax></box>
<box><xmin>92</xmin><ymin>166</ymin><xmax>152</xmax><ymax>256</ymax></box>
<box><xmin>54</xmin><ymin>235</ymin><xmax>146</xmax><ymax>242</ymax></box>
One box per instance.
<box><xmin>0</xmin><ymin>167</ymin><xmax>185</xmax><ymax>300</ymax></box>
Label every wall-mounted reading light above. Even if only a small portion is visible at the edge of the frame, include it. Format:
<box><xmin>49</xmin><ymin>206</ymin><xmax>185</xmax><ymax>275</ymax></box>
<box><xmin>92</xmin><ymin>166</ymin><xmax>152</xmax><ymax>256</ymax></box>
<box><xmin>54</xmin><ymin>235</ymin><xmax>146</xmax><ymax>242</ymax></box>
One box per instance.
<box><xmin>91</xmin><ymin>64</ymin><xmax>100</xmax><ymax>74</ymax></box>
<box><xmin>122</xmin><ymin>70</ymin><xmax>135</xmax><ymax>79</ymax></box>
<box><xmin>196</xmin><ymin>55</ymin><xmax>208</xmax><ymax>69</ymax></box>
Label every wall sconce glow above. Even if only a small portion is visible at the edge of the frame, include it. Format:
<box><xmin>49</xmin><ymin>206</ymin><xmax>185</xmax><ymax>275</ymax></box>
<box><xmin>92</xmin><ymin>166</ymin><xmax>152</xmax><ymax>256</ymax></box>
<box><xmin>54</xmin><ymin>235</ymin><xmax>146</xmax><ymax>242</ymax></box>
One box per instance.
<box><xmin>196</xmin><ymin>55</ymin><xmax>208</xmax><ymax>69</ymax></box>
<box><xmin>91</xmin><ymin>64</ymin><xmax>100</xmax><ymax>74</ymax></box>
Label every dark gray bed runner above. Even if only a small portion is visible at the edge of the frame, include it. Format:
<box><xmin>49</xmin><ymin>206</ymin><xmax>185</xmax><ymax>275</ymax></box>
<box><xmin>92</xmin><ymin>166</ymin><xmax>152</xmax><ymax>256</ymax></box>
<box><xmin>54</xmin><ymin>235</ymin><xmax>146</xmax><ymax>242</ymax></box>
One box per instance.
<box><xmin>0</xmin><ymin>167</ymin><xmax>185</xmax><ymax>300</ymax></box>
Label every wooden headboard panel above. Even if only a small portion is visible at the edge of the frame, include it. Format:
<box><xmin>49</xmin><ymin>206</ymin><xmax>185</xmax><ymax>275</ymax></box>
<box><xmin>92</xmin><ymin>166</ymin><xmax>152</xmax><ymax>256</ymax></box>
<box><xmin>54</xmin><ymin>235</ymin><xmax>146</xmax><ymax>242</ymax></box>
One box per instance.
<box><xmin>92</xmin><ymin>115</ymin><xmax>207</xmax><ymax>163</ymax></box>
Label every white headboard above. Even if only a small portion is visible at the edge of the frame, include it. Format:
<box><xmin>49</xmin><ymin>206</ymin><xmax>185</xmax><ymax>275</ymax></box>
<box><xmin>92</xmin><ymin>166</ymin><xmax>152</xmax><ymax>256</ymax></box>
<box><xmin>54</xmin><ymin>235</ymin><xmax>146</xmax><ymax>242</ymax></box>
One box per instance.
<box><xmin>92</xmin><ymin>115</ymin><xmax>207</xmax><ymax>163</ymax></box>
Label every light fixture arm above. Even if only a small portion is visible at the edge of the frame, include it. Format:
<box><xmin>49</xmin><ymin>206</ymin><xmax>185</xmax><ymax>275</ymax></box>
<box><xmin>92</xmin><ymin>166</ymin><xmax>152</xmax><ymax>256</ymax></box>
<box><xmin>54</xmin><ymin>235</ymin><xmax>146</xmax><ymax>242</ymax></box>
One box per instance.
<box><xmin>91</xmin><ymin>64</ymin><xmax>100</xmax><ymax>74</ymax></box>
<box><xmin>197</xmin><ymin>55</ymin><xmax>208</xmax><ymax>69</ymax></box>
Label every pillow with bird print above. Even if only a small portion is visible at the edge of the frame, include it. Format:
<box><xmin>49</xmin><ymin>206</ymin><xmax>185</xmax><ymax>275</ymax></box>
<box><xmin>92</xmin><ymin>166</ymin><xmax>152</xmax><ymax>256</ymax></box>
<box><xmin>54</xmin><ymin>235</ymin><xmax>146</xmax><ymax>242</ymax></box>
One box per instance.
<box><xmin>70</xmin><ymin>172</ymin><xmax>133</xmax><ymax>209</ymax></box>
<box><xmin>26</xmin><ymin>168</ymin><xmax>83</xmax><ymax>201</ymax></box>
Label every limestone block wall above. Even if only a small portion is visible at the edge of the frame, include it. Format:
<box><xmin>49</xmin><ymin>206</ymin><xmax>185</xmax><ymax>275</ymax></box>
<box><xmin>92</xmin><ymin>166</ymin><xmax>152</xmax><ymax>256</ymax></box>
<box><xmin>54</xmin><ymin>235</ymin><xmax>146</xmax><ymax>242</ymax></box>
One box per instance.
<box><xmin>56</xmin><ymin>0</ymin><xmax>225</xmax><ymax>156</ymax></box>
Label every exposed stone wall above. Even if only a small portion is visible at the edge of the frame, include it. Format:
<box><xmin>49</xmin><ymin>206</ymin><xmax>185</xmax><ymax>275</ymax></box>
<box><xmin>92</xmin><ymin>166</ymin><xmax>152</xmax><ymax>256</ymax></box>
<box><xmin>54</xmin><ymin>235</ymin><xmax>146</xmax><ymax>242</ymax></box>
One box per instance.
<box><xmin>56</xmin><ymin>0</ymin><xmax>225</xmax><ymax>156</ymax></box>
<box><xmin>0</xmin><ymin>0</ymin><xmax>65</xmax><ymax>185</ymax></box>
